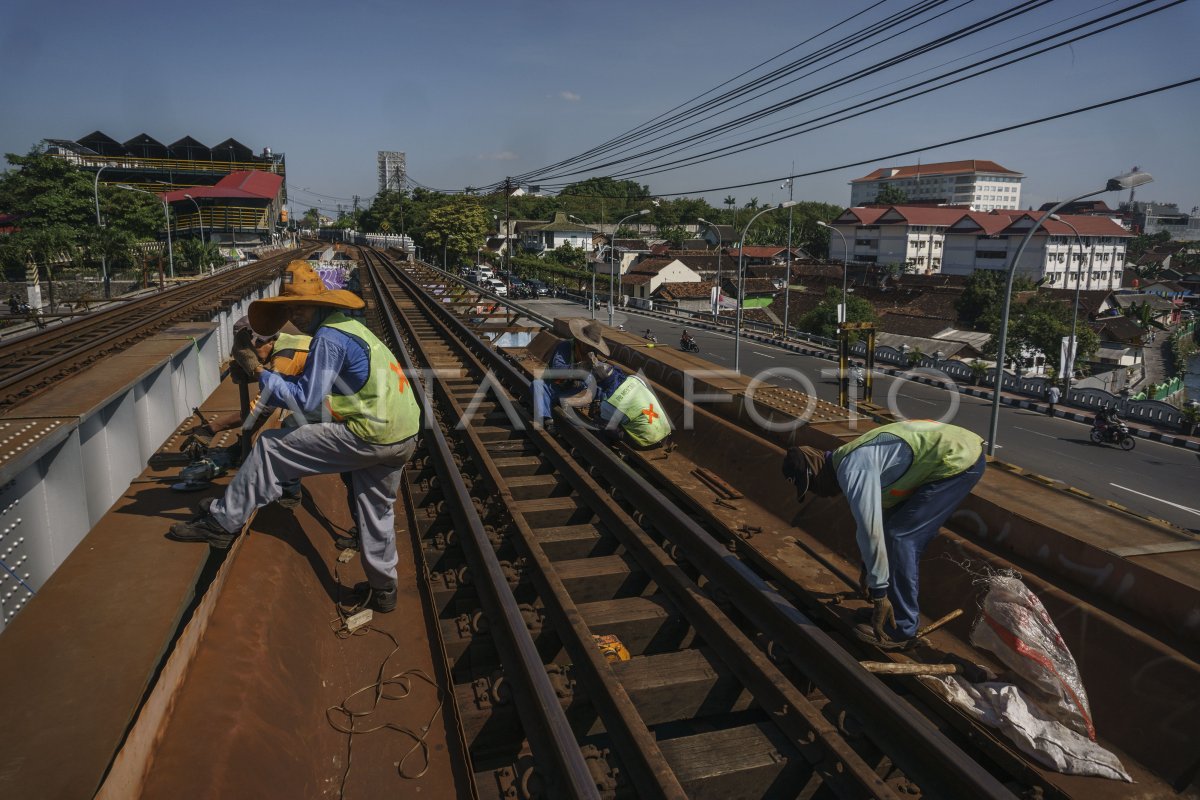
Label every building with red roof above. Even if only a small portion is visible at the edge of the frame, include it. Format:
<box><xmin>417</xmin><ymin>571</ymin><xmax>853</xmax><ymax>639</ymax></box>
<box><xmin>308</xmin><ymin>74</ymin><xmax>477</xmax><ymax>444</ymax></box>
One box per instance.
<box><xmin>828</xmin><ymin>205</ymin><xmax>1132</xmax><ymax>290</ymax></box>
<box><xmin>159</xmin><ymin>171</ymin><xmax>286</xmax><ymax>246</ymax></box>
<box><xmin>849</xmin><ymin>159</ymin><xmax>1023</xmax><ymax>211</ymax></box>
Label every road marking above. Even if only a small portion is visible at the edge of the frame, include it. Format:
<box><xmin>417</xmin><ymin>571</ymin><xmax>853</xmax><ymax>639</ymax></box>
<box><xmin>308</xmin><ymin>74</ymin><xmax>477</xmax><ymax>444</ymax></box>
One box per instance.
<box><xmin>755</xmin><ymin>353</ymin><xmax>776</xmax><ymax>359</ymax></box>
<box><xmin>983</xmin><ymin>442</ymin><xmax>1003</xmax><ymax>449</ymax></box>
<box><xmin>1014</xmin><ymin>426</ymin><xmax>1058</xmax><ymax>440</ymax></box>
<box><xmin>1109</xmin><ymin>484</ymin><xmax>1200</xmax><ymax>516</ymax></box>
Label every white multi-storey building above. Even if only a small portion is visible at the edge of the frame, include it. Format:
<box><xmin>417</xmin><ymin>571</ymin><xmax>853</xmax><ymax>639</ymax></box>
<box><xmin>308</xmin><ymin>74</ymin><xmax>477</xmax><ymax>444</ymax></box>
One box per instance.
<box><xmin>849</xmin><ymin>159</ymin><xmax>1023</xmax><ymax>212</ymax></box>
<box><xmin>829</xmin><ymin>206</ymin><xmax>1131</xmax><ymax>290</ymax></box>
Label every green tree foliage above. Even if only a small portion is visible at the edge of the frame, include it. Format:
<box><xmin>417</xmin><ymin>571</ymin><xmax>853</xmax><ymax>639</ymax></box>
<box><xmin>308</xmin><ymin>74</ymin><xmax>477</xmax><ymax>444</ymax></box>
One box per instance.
<box><xmin>424</xmin><ymin>198</ymin><xmax>490</xmax><ymax>268</ymax></box>
<box><xmin>177</xmin><ymin>238</ymin><xmax>222</xmax><ymax>273</ymax></box>
<box><xmin>1125</xmin><ymin>230</ymin><xmax>1171</xmax><ymax>268</ymax></box>
<box><xmin>874</xmin><ymin>184</ymin><xmax>908</xmax><ymax>205</ymax></box>
<box><xmin>798</xmin><ymin>286</ymin><xmax>876</xmax><ymax>338</ymax></box>
<box><xmin>300</xmin><ymin>208</ymin><xmax>322</xmax><ymax>229</ymax></box>
<box><xmin>0</xmin><ymin>147</ymin><xmax>164</xmax><ymax>278</ymax></box>
<box><xmin>956</xmin><ymin>269</ymin><xmax>1035</xmax><ymax>330</ymax></box>
<box><xmin>982</xmin><ymin>294</ymin><xmax>1099</xmax><ymax>370</ymax></box>
<box><xmin>545</xmin><ymin>241</ymin><xmax>586</xmax><ymax>269</ymax></box>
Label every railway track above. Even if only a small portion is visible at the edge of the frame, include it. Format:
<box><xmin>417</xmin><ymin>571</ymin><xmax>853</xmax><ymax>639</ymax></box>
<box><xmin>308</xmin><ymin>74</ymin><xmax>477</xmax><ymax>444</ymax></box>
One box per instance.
<box><xmin>0</xmin><ymin>245</ymin><xmax>312</xmax><ymax>410</ymax></box>
<box><xmin>361</xmin><ymin>246</ymin><xmax>1017</xmax><ymax>799</ymax></box>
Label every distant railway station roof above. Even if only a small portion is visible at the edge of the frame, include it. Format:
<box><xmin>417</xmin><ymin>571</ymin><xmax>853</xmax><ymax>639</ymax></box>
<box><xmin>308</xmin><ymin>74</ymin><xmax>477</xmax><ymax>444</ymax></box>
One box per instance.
<box><xmin>161</xmin><ymin>171</ymin><xmax>283</xmax><ymax>202</ymax></box>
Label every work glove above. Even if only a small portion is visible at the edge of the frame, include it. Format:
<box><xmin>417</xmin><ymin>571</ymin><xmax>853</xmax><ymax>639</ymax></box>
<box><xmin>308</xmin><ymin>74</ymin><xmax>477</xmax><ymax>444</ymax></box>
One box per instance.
<box><xmin>872</xmin><ymin>596</ymin><xmax>896</xmax><ymax>642</ymax></box>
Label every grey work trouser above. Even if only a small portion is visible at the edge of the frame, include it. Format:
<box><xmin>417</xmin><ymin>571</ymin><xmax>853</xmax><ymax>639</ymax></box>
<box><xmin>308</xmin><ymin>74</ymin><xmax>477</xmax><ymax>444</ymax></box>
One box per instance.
<box><xmin>211</xmin><ymin>422</ymin><xmax>417</xmax><ymax>588</ymax></box>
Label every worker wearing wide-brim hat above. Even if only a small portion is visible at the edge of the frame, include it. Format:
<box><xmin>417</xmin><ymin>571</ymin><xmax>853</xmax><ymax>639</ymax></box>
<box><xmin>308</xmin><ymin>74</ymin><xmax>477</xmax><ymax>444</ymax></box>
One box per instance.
<box><xmin>782</xmin><ymin>420</ymin><xmax>986</xmax><ymax>649</ymax></box>
<box><xmin>168</xmin><ymin>260</ymin><xmax>422</xmax><ymax>614</ymax></box>
<box><xmin>532</xmin><ymin>318</ymin><xmax>610</xmax><ymax>435</ymax></box>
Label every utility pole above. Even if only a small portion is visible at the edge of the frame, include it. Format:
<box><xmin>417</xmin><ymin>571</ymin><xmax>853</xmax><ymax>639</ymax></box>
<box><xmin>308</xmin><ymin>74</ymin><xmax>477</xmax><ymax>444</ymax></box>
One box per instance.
<box><xmin>782</xmin><ymin>167</ymin><xmax>795</xmax><ymax>340</ymax></box>
<box><xmin>504</xmin><ymin>177</ymin><xmax>513</xmax><ymax>291</ymax></box>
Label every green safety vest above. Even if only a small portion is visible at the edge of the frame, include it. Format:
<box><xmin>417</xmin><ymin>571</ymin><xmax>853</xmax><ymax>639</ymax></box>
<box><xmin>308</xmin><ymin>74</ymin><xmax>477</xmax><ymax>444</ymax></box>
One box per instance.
<box><xmin>606</xmin><ymin>375</ymin><xmax>671</xmax><ymax>447</ymax></box>
<box><xmin>321</xmin><ymin>312</ymin><xmax>421</xmax><ymax>445</ymax></box>
<box><xmin>832</xmin><ymin>420</ymin><xmax>982</xmax><ymax>509</ymax></box>
<box><xmin>273</xmin><ymin>332</ymin><xmax>311</xmax><ymax>354</ymax></box>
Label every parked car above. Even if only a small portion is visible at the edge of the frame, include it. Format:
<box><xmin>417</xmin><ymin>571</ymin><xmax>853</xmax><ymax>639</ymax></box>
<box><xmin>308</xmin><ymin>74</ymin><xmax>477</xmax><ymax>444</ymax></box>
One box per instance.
<box><xmin>485</xmin><ymin>278</ymin><xmax>508</xmax><ymax>296</ymax></box>
<box><xmin>527</xmin><ymin>279</ymin><xmax>550</xmax><ymax>296</ymax></box>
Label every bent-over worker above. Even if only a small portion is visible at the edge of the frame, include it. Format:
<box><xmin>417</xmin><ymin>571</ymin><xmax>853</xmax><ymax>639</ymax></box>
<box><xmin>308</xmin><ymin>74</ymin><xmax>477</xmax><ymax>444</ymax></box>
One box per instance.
<box><xmin>168</xmin><ymin>261</ymin><xmax>421</xmax><ymax>613</ymax></box>
<box><xmin>782</xmin><ymin>420</ymin><xmax>985</xmax><ymax>648</ymax></box>
<box><xmin>585</xmin><ymin>362</ymin><xmax>672</xmax><ymax>449</ymax></box>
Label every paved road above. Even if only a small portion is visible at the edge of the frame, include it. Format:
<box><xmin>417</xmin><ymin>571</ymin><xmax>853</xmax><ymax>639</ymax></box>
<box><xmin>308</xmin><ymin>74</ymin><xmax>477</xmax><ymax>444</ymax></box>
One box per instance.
<box><xmin>525</xmin><ymin>299</ymin><xmax>1200</xmax><ymax>533</ymax></box>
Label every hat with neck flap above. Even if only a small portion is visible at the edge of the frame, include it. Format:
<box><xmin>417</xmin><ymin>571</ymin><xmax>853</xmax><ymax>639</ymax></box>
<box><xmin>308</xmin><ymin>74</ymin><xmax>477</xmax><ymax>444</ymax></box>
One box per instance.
<box><xmin>249</xmin><ymin>260</ymin><xmax>365</xmax><ymax>336</ymax></box>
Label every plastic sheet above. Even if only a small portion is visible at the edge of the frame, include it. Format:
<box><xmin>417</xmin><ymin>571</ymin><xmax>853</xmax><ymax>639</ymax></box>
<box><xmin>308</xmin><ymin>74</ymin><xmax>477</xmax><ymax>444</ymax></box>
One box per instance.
<box><xmin>925</xmin><ymin>676</ymin><xmax>1132</xmax><ymax>781</ymax></box>
<box><xmin>969</xmin><ymin>572</ymin><xmax>1095</xmax><ymax>740</ymax></box>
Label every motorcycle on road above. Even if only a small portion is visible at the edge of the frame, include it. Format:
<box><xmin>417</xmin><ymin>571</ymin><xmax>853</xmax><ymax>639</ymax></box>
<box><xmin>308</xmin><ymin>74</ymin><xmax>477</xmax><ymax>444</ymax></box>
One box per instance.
<box><xmin>1090</xmin><ymin>415</ymin><xmax>1135</xmax><ymax>450</ymax></box>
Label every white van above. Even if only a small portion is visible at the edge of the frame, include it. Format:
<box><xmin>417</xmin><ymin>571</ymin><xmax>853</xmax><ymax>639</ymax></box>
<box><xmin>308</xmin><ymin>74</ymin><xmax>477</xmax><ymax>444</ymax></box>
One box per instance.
<box><xmin>485</xmin><ymin>278</ymin><xmax>508</xmax><ymax>296</ymax></box>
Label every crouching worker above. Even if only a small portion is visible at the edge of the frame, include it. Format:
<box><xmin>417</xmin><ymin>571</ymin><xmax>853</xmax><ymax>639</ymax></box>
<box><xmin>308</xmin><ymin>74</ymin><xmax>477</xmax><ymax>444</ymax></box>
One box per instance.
<box><xmin>781</xmin><ymin>420</ymin><xmax>985</xmax><ymax>649</ymax></box>
<box><xmin>168</xmin><ymin>261</ymin><xmax>421</xmax><ymax>613</ymax></box>
<box><xmin>582</xmin><ymin>362</ymin><xmax>672</xmax><ymax>449</ymax></box>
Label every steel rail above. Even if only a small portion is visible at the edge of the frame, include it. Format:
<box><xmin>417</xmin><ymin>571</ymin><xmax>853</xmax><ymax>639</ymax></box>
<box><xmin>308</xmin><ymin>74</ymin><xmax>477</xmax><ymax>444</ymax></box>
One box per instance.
<box><xmin>360</xmin><ymin>251</ymin><xmax>601</xmax><ymax>800</ymax></box>
<box><xmin>380</xmin><ymin>247</ymin><xmax>901</xmax><ymax>797</ymax></box>
<box><xmin>377</xmin><ymin>248</ymin><xmax>1017</xmax><ymax>800</ymax></box>
<box><xmin>368</xmin><ymin>251</ymin><xmax>692</xmax><ymax>797</ymax></box>
<box><xmin>0</xmin><ymin>248</ymin><xmax>303</xmax><ymax>406</ymax></box>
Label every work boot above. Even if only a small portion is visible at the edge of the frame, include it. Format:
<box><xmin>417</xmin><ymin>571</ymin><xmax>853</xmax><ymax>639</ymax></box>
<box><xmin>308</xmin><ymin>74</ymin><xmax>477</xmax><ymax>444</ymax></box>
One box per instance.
<box><xmin>167</xmin><ymin>513</ymin><xmax>237</xmax><ymax>549</ymax></box>
<box><xmin>277</xmin><ymin>486</ymin><xmax>304</xmax><ymax>509</ymax></box>
<box><xmin>334</xmin><ymin>526</ymin><xmax>359</xmax><ymax>551</ymax></box>
<box><xmin>854</xmin><ymin>623</ymin><xmax>914</xmax><ymax>651</ymax></box>
<box><xmin>350</xmin><ymin>580</ymin><xmax>397</xmax><ymax>614</ymax></box>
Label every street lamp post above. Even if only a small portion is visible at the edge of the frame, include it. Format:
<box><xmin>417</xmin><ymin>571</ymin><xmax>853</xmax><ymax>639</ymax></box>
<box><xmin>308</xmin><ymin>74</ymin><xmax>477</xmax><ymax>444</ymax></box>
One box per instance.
<box><xmin>818</xmin><ymin>220</ymin><xmax>851</xmax><ymax>396</ymax></box>
<box><xmin>93</xmin><ymin>165</ymin><xmax>111</xmax><ymax>299</ymax></box>
<box><xmin>1049</xmin><ymin>213</ymin><xmax>1085</xmax><ymax>399</ymax></box>
<box><xmin>118</xmin><ymin>184</ymin><xmax>174</xmax><ymax>281</ymax></box>
<box><xmin>184</xmin><ymin>193</ymin><xmax>208</xmax><ymax>274</ymax></box>
<box><xmin>611</xmin><ymin>210</ymin><xmax>650</xmax><ymax>327</ymax></box>
<box><xmin>736</xmin><ymin>202</ymin><xmax>795</xmax><ymax>372</ymax></box>
<box><xmin>781</xmin><ymin>175</ymin><xmax>795</xmax><ymax>339</ymax></box>
<box><xmin>985</xmin><ymin>170</ymin><xmax>1152</xmax><ymax>456</ymax></box>
<box><xmin>697</xmin><ymin>217</ymin><xmax>722</xmax><ymax>321</ymax></box>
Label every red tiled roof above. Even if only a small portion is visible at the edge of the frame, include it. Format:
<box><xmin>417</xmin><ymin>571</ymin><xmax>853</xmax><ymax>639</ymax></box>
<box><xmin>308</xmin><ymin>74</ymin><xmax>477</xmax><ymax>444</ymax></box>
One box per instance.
<box><xmin>655</xmin><ymin>281</ymin><xmax>714</xmax><ymax>299</ymax></box>
<box><xmin>1011</xmin><ymin>212</ymin><xmax>1132</xmax><ymax>238</ymax></box>
<box><xmin>836</xmin><ymin>207</ymin><xmax>889</xmax><ymax>225</ymax></box>
<box><xmin>851</xmin><ymin>159</ymin><xmax>1021</xmax><ymax>183</ymax></box>
<box><xmin>727</xmin><ymin>246</ymin><xmax>789</xmax><ymax>259</ymax></box>
<box><xmin>625</xmin><ymin>258</ymin><xmax>673</xmax><ymax>276</ymax></box>
<box><xmin>621</xmin><ymin>273</ymin><xmax>655</xmax><ymax>286</ymax></box>
<box><xmin>877</xmin><ymin>206</ymin><xmax>974</xmax><ymax>226</ymax></box>
<box><xmin>162</xmin><ymin>171</ymin><xmax>283</xmax><ymax>202</ymax></box>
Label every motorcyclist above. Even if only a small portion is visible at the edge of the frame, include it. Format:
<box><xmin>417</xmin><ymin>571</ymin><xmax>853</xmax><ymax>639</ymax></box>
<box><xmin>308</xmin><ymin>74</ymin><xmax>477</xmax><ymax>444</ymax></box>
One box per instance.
<box><xmin>680</xmin><ymin>329</ymin><xmax>693</xmax><ymax>348</ymax></box>
<box><xmin>1093</xmin><ymin>408</ymin><xmax>1123</xmax><ymax>440</ymax></box>
<box><xmin>644</xmin><ymin>328</ymin><xmax>656</xmax><ymax>342</ymax></box>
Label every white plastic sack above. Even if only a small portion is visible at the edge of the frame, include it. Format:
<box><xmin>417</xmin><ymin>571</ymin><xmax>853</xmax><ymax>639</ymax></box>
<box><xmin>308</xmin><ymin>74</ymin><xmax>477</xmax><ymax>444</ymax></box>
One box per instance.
<box><xmin>970</xmin><ymin>573</ymin><xmax>1095</xmax><ymax>741</ymax></box>
<box><xmin>926</xmin><ymin>676</ymin><xmax>1131</xmax><ymax>782</ymax></box>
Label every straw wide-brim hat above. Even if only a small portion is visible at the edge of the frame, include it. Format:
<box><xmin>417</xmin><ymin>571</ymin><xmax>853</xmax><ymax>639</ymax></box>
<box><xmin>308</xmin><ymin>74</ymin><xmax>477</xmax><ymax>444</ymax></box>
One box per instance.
<box><xmin>565</xmin><ymin>318</ymin><xmax>610</xmax><ymax>356</ymax></box>
<box><xmin>248</xmin><ymin>260</ymin><xmax>364</xmax><ymax>335</ymax></box>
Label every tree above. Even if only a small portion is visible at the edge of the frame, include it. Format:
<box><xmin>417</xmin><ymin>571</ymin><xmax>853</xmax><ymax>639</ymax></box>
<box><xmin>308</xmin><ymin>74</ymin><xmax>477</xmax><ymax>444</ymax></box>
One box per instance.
<box><xmin>982</xmin><ymin>294</ymin><xmax>1099</xmax><ymax>372</ymax></box>
<box><xmin>178</xmin><ymin>238</ymin><xmax>222</xmax><ymax>274</ymax></box>
<box><xmin>546</xmin><ymin>241</ymin><xmax>586</xmax><ymax>269</ymax></box>
<box><xmin>424</xmin><ymin>198</ymin><xmax>489</xmax><ymax>268</ymax></box>
<box><xmin>874</xmin><ymin>184</ymin><xmax>908</xmax><ymax>205</ymax></box>
<box><xmin>300</xmin><ymin>208</ymin><xmax>322</xmax><ymax>229</ymax></box>
<box><xmin>798</xmin><ymin>286</ymin><xmax>876</xmax><ymax>338</ymax></box>
<box><xmin>957</xmin><ymin>269</ymin><xmax>1035</xmax><ymax>331</ymax></box>
<box><xmin>725</xmin><ymin>195</ymin><xmax>737</xmax><ymax>228</ymax></box>
<box><xmin>658</xmin><ymin>225</ymin><xmax>687</xmax><ymax>248</ymax></box>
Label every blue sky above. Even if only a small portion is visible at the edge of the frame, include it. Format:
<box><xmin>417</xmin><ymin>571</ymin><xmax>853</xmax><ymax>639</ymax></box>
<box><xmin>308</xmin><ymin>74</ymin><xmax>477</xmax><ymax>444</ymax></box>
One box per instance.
<box><xmin>2</xmin><ymin>0</ymin><xmax>1198</xmax><ymax>216</ymax></box>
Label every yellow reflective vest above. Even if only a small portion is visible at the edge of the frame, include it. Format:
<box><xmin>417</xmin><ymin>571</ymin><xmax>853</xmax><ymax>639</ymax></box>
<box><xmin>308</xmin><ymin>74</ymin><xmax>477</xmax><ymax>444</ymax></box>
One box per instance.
<box><xmin>322</xmin><ymin>313</ymin><xmax>421</xmax><ymax>445</ymax></box>
<box><xmin>606</xmin><ymin>375</ymin><xmax>671</xmax><ymax>447</ymax></box>
<box><xmin>832</xmin><ymin>420</ymin><xmax>982</xmax><ymax>508</ymax></box>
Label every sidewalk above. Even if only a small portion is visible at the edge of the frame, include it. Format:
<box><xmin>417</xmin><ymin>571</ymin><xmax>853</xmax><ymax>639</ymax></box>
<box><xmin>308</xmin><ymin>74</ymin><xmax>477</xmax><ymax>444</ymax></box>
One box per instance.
<box><xmin>585</xmin><ymin>297</ymin><xmax>1200</xmax><ymax>452</ymax></box>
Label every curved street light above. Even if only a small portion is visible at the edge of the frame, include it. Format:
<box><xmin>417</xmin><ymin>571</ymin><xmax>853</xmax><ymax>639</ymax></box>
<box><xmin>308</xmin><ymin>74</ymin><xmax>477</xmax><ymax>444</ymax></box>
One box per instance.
<box><xmin>736</xmin><ymin>202</ymin><xmax>795</xmax><ymax>372</ymax></box>
<box><xmin>1048</xmin><ymin>213</ymin><xmax>1086</xmax><ymax>400</ymax></box>
<box><xmin>697</xmin><ymin>217</ymin><xmax>723</xmax><ymax>320</ymax></box>
<box><xmin>93</xmin><ymin>165</ymin><xmax>111</xmax><ymax>299</ymax></box>
<box><xmin>611</xmin><ymin>209</ymin><xmax>650</xmax><ymax>326</ymax></box>
<box><xmin>818</xmin><ymin>220</ymin><xmax>851</xmax><ymax>401</ymax></box>
<box><xmin>117</xmin><ymin>184</ymin><xmax>174</xmax><ymax>280</ymax></box>
<box><xmin>567</xmin><ymin>214</ymin><xmax>596</xmax><ymax>317</ymax></box>
<box><xmin>986</xmin><ymin>169</ymin><xmax>1152</xmax><ymax>455</ymax></box>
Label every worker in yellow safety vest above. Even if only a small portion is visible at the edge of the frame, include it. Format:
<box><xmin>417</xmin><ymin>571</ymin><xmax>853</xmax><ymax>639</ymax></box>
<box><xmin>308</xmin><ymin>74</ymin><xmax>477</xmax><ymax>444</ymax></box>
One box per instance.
<box><xmin>169</xmin><ymin>261</ymin><xmax>421</xmax><ymax>614</ymax></box>
<box><xmin>584</xmin><ymin>361</ymin><xmax>672</xmax><ymax>448</ymax></box>
<box><xmin>782</xmin><ymin>420</ymin><xmax>985</xmax><ymax>649</ymax></box>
